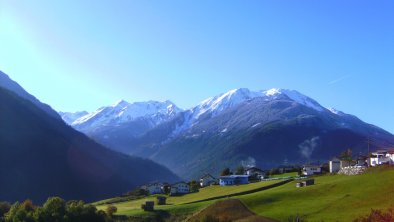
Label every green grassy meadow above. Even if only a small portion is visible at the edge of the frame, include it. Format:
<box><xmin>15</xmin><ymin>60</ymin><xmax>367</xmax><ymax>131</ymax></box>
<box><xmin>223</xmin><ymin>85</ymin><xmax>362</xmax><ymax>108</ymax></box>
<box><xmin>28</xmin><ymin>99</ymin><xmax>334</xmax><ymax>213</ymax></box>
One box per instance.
<box><xmin>95</xmin><ymin>180</ymin><xmax>280</xmax><ymax>216</ymax></box>
<box><xmin>240</xmin><ymin>166</ymin><xmax>394</xmax><ymax>221</ymax></box>
<box><xmin>95</xmin><ymin>166</ymin><xmax>394</xmax><ymax>221</ymax></box>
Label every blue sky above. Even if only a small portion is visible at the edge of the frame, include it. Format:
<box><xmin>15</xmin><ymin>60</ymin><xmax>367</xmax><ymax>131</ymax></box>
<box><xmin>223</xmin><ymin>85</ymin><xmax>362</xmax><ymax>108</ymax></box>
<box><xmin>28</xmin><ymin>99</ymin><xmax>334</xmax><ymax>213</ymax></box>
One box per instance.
<box><xmin>0</xmin><ymin>0</ymin><xmax>393</xmax><ymax>133</ymax></box>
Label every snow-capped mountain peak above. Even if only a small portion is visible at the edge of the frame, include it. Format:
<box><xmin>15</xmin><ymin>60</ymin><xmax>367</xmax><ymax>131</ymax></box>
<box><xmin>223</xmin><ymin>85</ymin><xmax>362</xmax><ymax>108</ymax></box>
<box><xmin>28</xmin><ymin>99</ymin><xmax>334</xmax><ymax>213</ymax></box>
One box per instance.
<box><xmin>112</xmin><ymin>99</ymin><xmax>130</xmax><ymax>108</ymax></box>
<box><xmin>191</xmin><ymin>88</ymin><xmax>325</xmax><ymax>121</ymax></box>
<box><xmin>193</xmin><ymin>88</ymin><xmax>261</xmax><ymax>118</ymax></box>
<box><xmin>262</xmin><ymin>88</ymin><xmax>325</xmax><ymax>112</ymax></box>
<box><xmin>64</xmin><ymin>100</ymin><xmax>182</xmax><ymax>131</ymax></box>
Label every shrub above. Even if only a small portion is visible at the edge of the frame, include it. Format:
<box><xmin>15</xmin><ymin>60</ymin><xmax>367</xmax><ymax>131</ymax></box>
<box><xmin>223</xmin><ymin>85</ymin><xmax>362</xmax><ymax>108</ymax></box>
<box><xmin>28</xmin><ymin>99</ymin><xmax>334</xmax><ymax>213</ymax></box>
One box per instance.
<box><xmin>353</xmin><ymin>206</ymin><xmax>394</xmax><ymax>222</ymax></box>
<box><xmin>106</xmin><ymin>205</ymin><xmax>117</xmax><ymax>217</ymax></box>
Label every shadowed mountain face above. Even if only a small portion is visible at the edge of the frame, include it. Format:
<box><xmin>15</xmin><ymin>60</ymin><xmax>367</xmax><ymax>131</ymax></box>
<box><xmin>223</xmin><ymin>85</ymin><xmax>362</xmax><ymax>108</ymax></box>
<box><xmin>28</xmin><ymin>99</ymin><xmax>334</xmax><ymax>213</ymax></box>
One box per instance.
<box><xmin>0</xmin><ymin>86</ymin><xmax>179</xmax><ymax>203</ymax></box>
<box><xmin>64</xmin><ymin>89</ymin><xmax>394</xmax><ymax>180</ymax></box>
<box><xmin>0</xmin><ymin>71</ymin><xmax>61</xmax><ymax>120</ymax></box>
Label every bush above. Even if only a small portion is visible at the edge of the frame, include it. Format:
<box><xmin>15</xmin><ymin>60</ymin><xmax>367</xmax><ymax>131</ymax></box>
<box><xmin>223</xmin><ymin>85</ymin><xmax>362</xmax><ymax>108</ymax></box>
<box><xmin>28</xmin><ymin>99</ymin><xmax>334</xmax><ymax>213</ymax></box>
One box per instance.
<box><xmin>106</xmin><ymin>205</ymin><xmax>117</xmax><ymax>217</ymax></box>
<box><xmin>353</xmin><ymin>206</ymin><xmax>394</xmax><ymax>222</ymax></box>
<box><xmin>0</xmin><ymin>202</ymin><xmax>10</xmax><ymax>219</ymax></box>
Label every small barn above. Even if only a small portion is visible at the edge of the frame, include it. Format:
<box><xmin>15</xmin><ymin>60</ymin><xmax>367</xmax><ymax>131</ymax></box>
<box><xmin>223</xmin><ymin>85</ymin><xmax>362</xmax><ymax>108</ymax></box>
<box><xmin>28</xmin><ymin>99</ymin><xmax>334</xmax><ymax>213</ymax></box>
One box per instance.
<box><xmin>157</xmin><ymin>196</ymin><xmax>167</xmax><ymax>205</ymax></box>
<box><xmin>141</xmin><ymin>201</ymin><xmax>154</xmax><ymax>211</ymax></box>
<box><xmin>296</xmin><ymin>179</ymin><xmax>315</xmax><ymax>188</ymax></box>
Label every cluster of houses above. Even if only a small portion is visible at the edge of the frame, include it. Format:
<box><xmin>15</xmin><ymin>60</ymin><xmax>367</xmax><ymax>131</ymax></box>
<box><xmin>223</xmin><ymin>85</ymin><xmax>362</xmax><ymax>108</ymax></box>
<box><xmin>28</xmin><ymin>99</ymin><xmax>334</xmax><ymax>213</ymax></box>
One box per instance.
<box><xmin>141</xmin><ymin>167</ymin><xmax>267</xmax><ymax>195</ymax></box>
<box><xmin>141</xmin><ymin>148</ymin><xmax>394</xmax><ymax>196</ymax></box>
<box><xmin>327</xmin><ymin>148</ymin><xmax>394</xmax><ymax>173</ymax></box>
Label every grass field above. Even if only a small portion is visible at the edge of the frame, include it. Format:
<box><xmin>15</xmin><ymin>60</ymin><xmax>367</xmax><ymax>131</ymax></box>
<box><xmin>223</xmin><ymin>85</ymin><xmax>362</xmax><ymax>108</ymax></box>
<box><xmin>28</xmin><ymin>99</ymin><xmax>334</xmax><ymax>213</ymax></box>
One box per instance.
<box><xmin>95</xmin><ymin>180</ymin><xmax>281</xmax><ymax>219</ymax></box>
<box><xmin>240</xmin><ymin>166</ymin><xmax>394</xmax><ymax>221</ymax></box>
<box><xmin>96</xmin><ymin>166</ymin><xmax>394</xmax><ymax>221</ymax></box>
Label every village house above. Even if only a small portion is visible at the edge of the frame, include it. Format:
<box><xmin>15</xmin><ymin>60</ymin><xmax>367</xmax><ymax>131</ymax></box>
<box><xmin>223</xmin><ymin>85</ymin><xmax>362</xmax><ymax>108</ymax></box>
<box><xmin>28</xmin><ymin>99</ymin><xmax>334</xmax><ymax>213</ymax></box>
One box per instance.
<box><xmin>369</xmin><ymin>149</ymin><xmax>394</xmax><ymax>166</ymax></box>
<box><xmin>302</xmin><ymin>165</ymin><xmax>322</xmax><ymax>176</ymax></box>
<box><xmin>219</xmin><ymin>175</ymin><xmax>249</xmax><ymax>186</ymax></box>
<box><xmin>200</xmin><ymin>174</ymin><xmax>218</xmax><ymax>187</ymax></box>
<box><xmin>245</xmin><ymin>167</ymin><xmax>265</xmax><ymax>179</ymax></box>
<box><xmin>170</xmin><ymin>182</ymin><xmax>190</xmax><ymax>195</ymax></box>
<box><xmin>142</xmin><ymin>183</ymin><xmax>163</xmax><ymax>195</ymax></box>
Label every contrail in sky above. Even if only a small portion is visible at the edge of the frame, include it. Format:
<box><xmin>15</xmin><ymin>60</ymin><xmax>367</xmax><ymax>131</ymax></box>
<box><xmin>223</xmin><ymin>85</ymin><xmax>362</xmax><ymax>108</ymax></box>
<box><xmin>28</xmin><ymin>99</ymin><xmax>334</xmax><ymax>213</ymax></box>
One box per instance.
<box><xmin>328</xmin><ymin>75</ymin><xmax>351</xmax><ymax>85</ymax></box>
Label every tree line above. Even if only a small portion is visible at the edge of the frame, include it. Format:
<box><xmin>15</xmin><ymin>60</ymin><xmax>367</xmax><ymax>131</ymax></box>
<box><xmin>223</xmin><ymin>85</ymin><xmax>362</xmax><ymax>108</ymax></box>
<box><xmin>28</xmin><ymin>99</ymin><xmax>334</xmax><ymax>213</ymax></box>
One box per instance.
<box><xmin>0</xmin><ymin>197</ymin><xmax>117</xmax><ymax>222</ymax></box>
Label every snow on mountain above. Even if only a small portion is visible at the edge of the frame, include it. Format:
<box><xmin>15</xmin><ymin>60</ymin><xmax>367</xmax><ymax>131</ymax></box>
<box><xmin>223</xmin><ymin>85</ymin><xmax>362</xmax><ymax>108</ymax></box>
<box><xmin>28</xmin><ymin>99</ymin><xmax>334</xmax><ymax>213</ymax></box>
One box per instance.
<box><xmin>71</xmin><ymin>100</ymin><xmax>182</xmax><ymax>131</ymax></box>
<box><xmin>169</xmin><ymin>88</ymin><xmax>329</xmax><ymax>137</ymax></box>
<box><xmin>59</xmin><ymin>111</ymin><xmax>89</xmax><ymax>125</ymax></box>
<box><xmin>328</xmin><ymin>107</ymin><xmax>346</xmax><ymax>116</ymax></box>
<box><xmin>193</xmin><ymin>88</ymin><xmax>325</xmax><ymax>119</ymax></box>
<box><xmin>263</xmin><ymin>88</ymin><xmax>325</xmax><ymax>111</ymax></box>
<box><xmin>192</xmin><ymin>88</ymin><xmax>261</xmax><ymax>119</ymax></box>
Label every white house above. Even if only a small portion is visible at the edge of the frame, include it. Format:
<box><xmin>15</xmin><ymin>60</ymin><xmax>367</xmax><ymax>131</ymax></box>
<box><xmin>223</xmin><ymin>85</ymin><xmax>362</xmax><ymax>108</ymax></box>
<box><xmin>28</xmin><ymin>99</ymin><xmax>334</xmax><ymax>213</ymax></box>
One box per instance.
<box><xmin>329</xmin><ymin>158</ymin><xmax>341</xmax><ymax>173</ymax></box>
<box><xmin>388</xmin><ymin>149</ymin><xmax>394</xmax><ymax>164</ymax></box>
<box><xmin>142</xmin><ymin>183</ymin><xmax>163</xmax><ymax>195</ymax></box>
<box><xmin>170</xmin><ymin>182</ymin><xmax>190</xmax><ymax>195</ymax></box>
<box><xmin>245</xmin><ymin>167</ymin><xmax>265</xmax><ymax>179</ymax></box>
<box><xmin>302</xmin><ymin>165</ymin><xmax>322</xmax><ymax>176</ymax></box>
<box><xmin>369</xmin><ymin>149</ymin><xmax>394</xmax><ymax>166</ymax></box>
<box><xmin>200</xmin><ymin>174</ymin><xmax>217</xmax><ymax>187</ymax></box>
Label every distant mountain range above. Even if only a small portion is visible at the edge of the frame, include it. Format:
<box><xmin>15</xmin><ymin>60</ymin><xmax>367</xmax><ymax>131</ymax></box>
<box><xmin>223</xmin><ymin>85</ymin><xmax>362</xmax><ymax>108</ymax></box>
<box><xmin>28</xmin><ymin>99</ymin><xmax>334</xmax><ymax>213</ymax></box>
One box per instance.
<box><xmin>0</xmin><ymin>71</ymin><xmax>179</xmax><ymax>203</ymax></box>
<box><xmin>62</xmin><ymin>88</ymin><xmax>394</xmax><ymax>180</ymax></box>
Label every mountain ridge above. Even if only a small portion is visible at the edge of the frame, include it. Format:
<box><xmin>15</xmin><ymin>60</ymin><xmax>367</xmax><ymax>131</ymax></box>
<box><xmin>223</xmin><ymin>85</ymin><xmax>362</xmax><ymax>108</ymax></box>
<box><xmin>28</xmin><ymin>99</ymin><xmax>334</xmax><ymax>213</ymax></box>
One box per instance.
<box><xmin>60</xmin><ymin>88</ymin><xmax>394</xmax><ymax>179</ymax></box>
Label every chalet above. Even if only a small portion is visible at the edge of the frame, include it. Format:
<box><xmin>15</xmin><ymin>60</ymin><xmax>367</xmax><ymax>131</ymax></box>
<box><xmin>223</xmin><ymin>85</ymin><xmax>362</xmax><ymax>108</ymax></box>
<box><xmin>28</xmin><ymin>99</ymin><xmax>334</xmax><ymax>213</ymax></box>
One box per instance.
<box><xmin>141</xmin><ymin>183</ymin><xmax>163</xmax><ymax>195</ymax></box>
<box><xmin>170</xmin><ymin>182</ymin><xmax>190</xmax><ymax>195</ymax></box>
<box><xmin>219</xmin><ymin>175</ymin><xmax>249</xmax><ymax>186</ymax></box>
<box><xmin>245</xmin><ymin>167</ymin><xmax>265</xmax><ymax>179</ymax></box>
<box><xmin>200</xmin><ymin>174</ymin><xmax>218</xmax><ymax>187</ymax></box>
<box><xmin>329</xmin><ymin>158</ymin><xmax>341</xmax><ymax>173</ymax></box>
<box><xmin>302</xmin><ymin>165</ymin><xmax>322</xmax><ymax>176</ymax></box>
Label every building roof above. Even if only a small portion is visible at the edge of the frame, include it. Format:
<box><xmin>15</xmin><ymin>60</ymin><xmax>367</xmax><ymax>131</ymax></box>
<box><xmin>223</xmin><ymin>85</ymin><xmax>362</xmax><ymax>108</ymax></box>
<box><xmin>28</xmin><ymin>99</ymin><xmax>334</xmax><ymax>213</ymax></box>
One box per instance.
<box><xmin>200</xmin><ymin>174</ymin><xmax>216</xmax><ymax>179</ymax></box>
<box><xmin>245</xmin><ymin>167</ymin><xmax>264</xmax><ymax>172</ymax></box>
<box><xmin>372</xmin><ymin>149</ymin><xmax>388</xmax><ymax>154</ymax></box>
